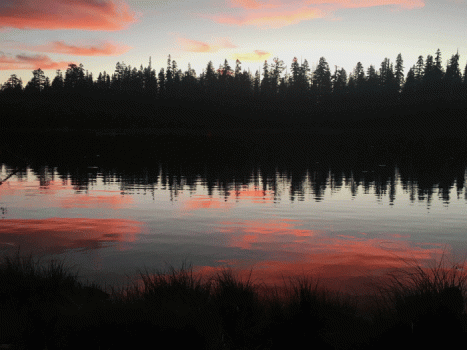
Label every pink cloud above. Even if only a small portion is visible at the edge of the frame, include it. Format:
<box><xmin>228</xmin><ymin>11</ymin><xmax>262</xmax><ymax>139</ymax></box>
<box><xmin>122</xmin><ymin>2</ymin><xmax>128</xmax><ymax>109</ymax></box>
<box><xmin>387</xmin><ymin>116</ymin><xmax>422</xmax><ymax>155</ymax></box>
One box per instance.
<box><xmin>177</xmin><ymin>37</ymin><xmax>237</xmax><ymax>53</ymax></box>
<box><xmin>230</xmin><ymin>0</ymin><xmax>280</xmax><ymax>9</ymax></box>
<box><xmin>32</xmin><ymin>41</ymin><xmax>132</xmax><ymax>56</ymax></box>
<box><xmin>0</xmin><ymin>0</ymin><xmax>138</xmax><ymax>31</ymax></box>
<box><xmin>0</xmin><ymin>53</ymin><xmax>72</xmax><ymax>71</ymax></box>
<box><xmin>233</xmin><ymin>50</ymin><xmax>272</xmax><ymax>61</ymax></box>
<box><xmin>311</xmin><ymin>0</ymin><xmax>425</xmax><ymax>10</ymax></box>
<box><xmin>213</xmin><ymin>0</ymin><xmax>425</xmax><ymax>28</ymax></box>
<box><xmin>213</xmin><ymin>6</ymin><xmax>325</xmax><ymax>28</ymax></box>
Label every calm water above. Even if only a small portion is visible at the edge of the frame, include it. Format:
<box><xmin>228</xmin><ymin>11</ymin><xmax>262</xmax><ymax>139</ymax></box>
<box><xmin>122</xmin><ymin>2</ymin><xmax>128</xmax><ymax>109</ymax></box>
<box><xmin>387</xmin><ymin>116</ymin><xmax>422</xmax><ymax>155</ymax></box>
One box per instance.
<box><xmin>1</xmin><ymin>133</ymin><xmax>466</xmax><ymax>297</ymax></box>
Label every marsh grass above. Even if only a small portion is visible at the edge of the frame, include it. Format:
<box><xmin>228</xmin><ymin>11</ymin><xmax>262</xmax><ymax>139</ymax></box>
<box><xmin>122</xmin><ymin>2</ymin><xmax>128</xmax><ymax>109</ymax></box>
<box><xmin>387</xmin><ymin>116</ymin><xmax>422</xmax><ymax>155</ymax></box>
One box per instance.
<box><xmin>1</xmin><ymin>248</ymin><xmax>467</xmax><ymax>349</ymax></box>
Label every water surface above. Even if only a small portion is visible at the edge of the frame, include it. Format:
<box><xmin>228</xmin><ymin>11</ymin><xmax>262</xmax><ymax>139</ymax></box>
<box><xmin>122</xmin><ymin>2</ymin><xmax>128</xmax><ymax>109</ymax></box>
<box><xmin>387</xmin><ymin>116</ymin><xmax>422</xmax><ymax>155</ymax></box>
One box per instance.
<box><xmin>1</xmin><ymin>133</ymin><xmax>466</xmax><ymax>297</ymax></box>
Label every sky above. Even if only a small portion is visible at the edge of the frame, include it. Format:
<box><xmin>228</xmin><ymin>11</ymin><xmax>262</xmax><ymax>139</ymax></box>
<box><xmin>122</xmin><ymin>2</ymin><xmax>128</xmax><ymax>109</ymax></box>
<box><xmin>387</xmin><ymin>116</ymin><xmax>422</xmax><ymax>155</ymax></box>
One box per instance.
<box><xmin>1</xmin><ymin>0</ymin><xmax>466</xmax><ymax>85</ymax></box>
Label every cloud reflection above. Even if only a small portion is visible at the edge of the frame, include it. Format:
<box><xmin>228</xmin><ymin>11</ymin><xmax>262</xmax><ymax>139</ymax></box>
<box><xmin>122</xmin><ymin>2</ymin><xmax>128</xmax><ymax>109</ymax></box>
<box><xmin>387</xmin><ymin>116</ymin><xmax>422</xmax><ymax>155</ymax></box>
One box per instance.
<box><xmin>61</xmin><ymin>194</ymin><xmax>133</xmax><ymax>209</ymax></box>
<box><xmin>0</xmin><ymin>218</ymin><xmax>142</xmax><ymax>255</ymax></box>
<box><xmin>181</xmin><ymin>187</ymin><xmax>274</xmax><ymax>213</ymax></box>
<box><xmin>210</xmin><ymin>218</ymin><xmax>447</xmax><ymax>296</ymax></box>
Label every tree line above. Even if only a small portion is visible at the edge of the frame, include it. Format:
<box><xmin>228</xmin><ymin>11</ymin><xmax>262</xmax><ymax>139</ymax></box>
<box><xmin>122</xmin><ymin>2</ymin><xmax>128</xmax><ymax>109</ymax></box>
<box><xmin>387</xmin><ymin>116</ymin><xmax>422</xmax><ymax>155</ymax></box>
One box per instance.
<box><xmin>1</xmin><ymin>50</ymin><xmax>467</xmax><ymax>129</ymax></box>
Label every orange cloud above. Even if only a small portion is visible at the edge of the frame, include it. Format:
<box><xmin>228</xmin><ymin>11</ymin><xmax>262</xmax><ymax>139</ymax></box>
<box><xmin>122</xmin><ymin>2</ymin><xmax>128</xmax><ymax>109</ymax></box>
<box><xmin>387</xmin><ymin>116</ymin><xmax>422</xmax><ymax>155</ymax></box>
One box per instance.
<box><xmin>232</xmin><ymin>50</ymin><xmax>271</xmax><ymax>62</ymax></box>
<box><xmin>0</xmin><ymin>0</ymin><xmax>137</xmax><ymax>31</ymax></box>
<box><xmin>177</xmin><ymin>37</ymin><xmax>237</xmax><ymax>53</ymax></box>
<box><xmin>214</xmin><ymin>0</ymin><xmax>425</xmax><ymax>28</ymax></box>
<box><xmin>0</xmin><ymin>53</ymin><xmax>72</xmax><ymax>70</ymax></box>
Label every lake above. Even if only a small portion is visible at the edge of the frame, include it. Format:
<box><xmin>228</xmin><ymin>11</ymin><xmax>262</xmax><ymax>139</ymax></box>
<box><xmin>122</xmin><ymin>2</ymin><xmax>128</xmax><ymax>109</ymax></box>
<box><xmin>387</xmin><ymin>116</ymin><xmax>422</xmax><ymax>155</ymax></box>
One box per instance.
<box><xmin>1</xmin><ymin>132</ymin><xmax>466</xmax><ymax>299</ymax></box>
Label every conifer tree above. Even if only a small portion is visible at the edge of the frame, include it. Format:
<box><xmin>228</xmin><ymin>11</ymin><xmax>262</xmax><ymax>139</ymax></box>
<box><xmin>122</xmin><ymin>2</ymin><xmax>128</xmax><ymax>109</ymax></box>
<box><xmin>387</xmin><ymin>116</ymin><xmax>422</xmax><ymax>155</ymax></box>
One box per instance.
<box><xmin>331</xmin><ymin>66</ymin><xmax>346</xmax><ymax>94</ymax></box>
<box><xmin>203</xmin><ymin>61</ymin><xmax>217</xmax><ymax>98</ymax></box>
<box><xmin>301</xmin><ymin>59</ymin><xmax>311</xmax><ymax>93</ymax></box>
<box><xmin>238</xmin><ymin>68</ymin><xmax>253</xmax><ymax>99</ymax></box>
<box><xmin>113</xmin><ymin>62</ymin><xmax>126</xmax><ymax>91</ymax></box>
<box><xmin>353</xmin><ymin>62</ymin><xmax>365</xmax><ymax>89</ymax></box>
<box><xmin>291</xmin><ymin>57</ymin><xmax>300</xmax><ymax>85</ymax></box>
<box><xmin>395</xmin><ymin>53</ymin><xmax>404</xmax><ymax>92</ymax></box>
<box><xmin>25</xmin><ymin>68</ymin><xmax>46</xmax><ymax>93</ymax></box>
<box><xmin>445</xmin><ymin>52</ymin><xmax>462</xmax><ymax>84</ymax></box>
<box><xmin>52</xmin><ymin>70</ymin><xmax>64</xmax><ymax>91</ymax></box>
<box><xmin>444</xmin><ymin>51</ymin><xmax>462</xmax><ymax>101</ymax></box>
<box><xmin>433</xmin><ymin>49</ymin><xmax>445</xmax><ymax>82</ymax></box>
<box><xmin>144</xmin><ymin>58</ymin><xmax>157</xmax><ymax>96</ymax></box>
<box><xmin>158</xmin><ymin>68</ymin><xmax>166</xmax><ymax>99</ymax></box>
<box><xmin>260</xmin><ymin>60</ymin><xmax>270</xmax><ymax>97</ymax></box>
<box><xmin>234</xmin><ymin>59</ymin><xmax>242</xmax><ymax>96</ymax></box>
<box><xmin>2</xmin><ymin>74</ymin><xmax>23</xmax><ymax>93</ymax></box>
<box><xmin>424</xmin><ymin>55</ymin><xmax>434</xmax><ymax>77</ymax></box>
<box><xmin>366</xmin><ymin>65</ymin><xmax>378</xmax><ymax>88</ymax></box>
<box><xmin>402</xmin><ymin>66</ymin><xmax>416</xmax><ymax>102</ymax></box>
<box><xmin>254</xmin><ymin>70</ymin><xmax>260</xmax><ymax>96</ymax></box>
<box><xmin>270</xmin><ymin>57</ymin><xmax>285</xmax><ymax>95</ymax></box>
<box><xmin>415</xmin><ymin>56</ymin><xmax>424</xmax><ymax>83</ymax></box>
<box><xmin>63</xmin><ymin>63</ymin><xmax>85</xmax><ymax>91</ymax></box>
<box><xmin>435</xmin><ymin>49</ymin><xmax>443</xmax><ymax>71</ymax></box>
<box><xmin>234</xmin><ymin>59</ymin><xmax>241</xmax><ymax>77</ymax></box>
<box><xmin>166</xmin><ymin>55</ymin><xmax>174</xmax><ymax>99</ymax></box>
<box><xmin>313</xmin><ymin>57</ymin><xmax>331</xmax><ymax>96</ymax></box>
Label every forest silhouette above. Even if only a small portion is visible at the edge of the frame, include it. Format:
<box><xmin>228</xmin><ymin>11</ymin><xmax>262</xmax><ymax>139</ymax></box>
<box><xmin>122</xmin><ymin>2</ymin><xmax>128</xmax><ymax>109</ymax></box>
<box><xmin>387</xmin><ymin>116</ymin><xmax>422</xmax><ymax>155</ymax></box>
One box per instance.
<box><xmin>1</xmin><ymin>50</ymin><xmax>466</xmax><ymax>133</ymax></box>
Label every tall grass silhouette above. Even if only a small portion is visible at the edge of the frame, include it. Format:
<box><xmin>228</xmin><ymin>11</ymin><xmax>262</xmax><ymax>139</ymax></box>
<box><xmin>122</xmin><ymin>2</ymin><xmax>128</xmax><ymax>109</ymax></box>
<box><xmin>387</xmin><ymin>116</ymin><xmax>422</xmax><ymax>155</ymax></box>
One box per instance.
<box><xmin>366</xmin><ymin>251</ymin><xmax>467</xmax><ymax>348</ymax></box>
<box><xmin>1</xmin><ymin>247</ymin><xmax>466</xmax><ymax>349</ymax></box>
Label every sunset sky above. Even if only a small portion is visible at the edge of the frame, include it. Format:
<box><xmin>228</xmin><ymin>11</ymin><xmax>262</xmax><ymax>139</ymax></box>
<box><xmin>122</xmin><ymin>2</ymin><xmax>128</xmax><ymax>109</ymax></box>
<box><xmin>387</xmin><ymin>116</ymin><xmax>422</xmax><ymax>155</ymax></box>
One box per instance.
<box><xmin>1</xmin><ymin>0</ymin><xmax>466</xmax><ymax>85</ymax></box>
